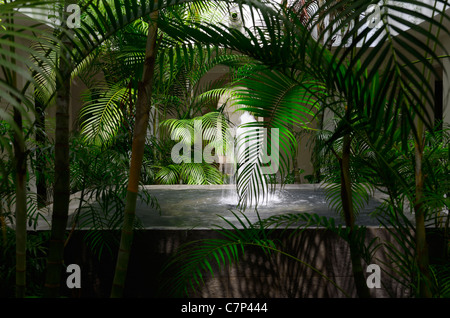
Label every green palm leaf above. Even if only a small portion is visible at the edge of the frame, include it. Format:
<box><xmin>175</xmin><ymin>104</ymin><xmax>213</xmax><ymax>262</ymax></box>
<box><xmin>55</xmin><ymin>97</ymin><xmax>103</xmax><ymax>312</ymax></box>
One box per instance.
<box><xmin>160</xmin><ymin>210</ymin><xmax>349</xmax><ymax>297</ymax></box>
<box><xmin>79</xmin><ymin>82</ymin><xmax>129</xmax><ymax>145</ymax></box>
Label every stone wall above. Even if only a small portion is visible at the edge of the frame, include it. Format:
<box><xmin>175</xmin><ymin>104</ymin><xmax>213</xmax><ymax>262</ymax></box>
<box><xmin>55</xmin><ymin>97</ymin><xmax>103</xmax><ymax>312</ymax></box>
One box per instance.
<box><xmin>58</xmin><ymin>227</ymin><xmax>414</xmax><ymax>298</ymax></box>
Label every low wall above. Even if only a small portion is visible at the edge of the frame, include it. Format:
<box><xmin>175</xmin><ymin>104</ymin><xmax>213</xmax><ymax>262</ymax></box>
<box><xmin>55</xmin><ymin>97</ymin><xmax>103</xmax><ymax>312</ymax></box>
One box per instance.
<box><xmin>56</xmin><ymin>227</ymin><xmax>417</xmax><ymax>298</ymax></box>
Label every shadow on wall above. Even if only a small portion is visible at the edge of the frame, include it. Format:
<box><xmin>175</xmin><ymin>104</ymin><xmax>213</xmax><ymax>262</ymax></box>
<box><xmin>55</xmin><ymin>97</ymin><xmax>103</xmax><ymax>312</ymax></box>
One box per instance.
<box><xmin>59</xmin><ymin>227</ymin><xmax>412</xmax><ymax>298</ymax></box>
<box><xmin>183</xmin><ymin>229</ymin><xmax>408</xmax><ymax>298</ymax></box>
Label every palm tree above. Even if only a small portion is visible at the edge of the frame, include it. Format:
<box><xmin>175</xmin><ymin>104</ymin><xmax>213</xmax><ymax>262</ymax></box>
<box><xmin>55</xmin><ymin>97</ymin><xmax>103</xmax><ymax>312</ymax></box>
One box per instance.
<box><xmin>110</xmin><ymin>9</ymin><xmax>160</xmax><ymax>297</ymax></box>
<box><xmin>3</xmin><ymin>0</ymin><xmax>449</xmax><ymax>298</ymax></box>
<box><xmin>312</xmin><ymin>0</ymin><xmax>449</xmax><ymax>297</ymax></box>
<box><xmin>1</xmin><ymin>0</ymin><xmax>249</xmax><ymax>298</ymax></box>
<box><xmin>77</xmin><ymin>20</ymin><xmax>247</xmax><ymax>185</ymax></box>
<box><xmin>39</xmin><ymin>0</ymin><xmax>231</xmax><ymax>298</ymax></box>
<box><xmin>156</xmin><ymin>0</ymin><xmax>450</xmax><ymax>297</ymax></box>
<box><xmin>109</xmin><ymin>1</ymin><xmax>239</xmax><ymax>298</ymax></box>
<box><xmin>0</xmin><ymin>0</ymin><xmax>63</xmax><ymax>297</ymax></box>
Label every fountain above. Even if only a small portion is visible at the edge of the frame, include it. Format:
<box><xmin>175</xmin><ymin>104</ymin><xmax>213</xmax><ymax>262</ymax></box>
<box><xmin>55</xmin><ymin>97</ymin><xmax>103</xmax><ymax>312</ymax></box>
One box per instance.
<box><xmin>130</xmin><ymin>183</ymin><xmax>391</xmax><ymax>230</ymax></box>
<box><xmin>31</xmin><ymin>98</ymin><xmax>397</xmax><ymax>232</ymax></box>
<box><xmin>33</xmin><ymin>95</ymin><xmax>408</xmax><ymax>232</ymax></box>
<box><xmin>30</xmin><ymin>183</ymin><xmax>394</xmax><ymax>232</ymax></box>
<box><xmin>219</xmin><ymin>110</ymin><xmax>270</xmax><ymax>208</ymax></box>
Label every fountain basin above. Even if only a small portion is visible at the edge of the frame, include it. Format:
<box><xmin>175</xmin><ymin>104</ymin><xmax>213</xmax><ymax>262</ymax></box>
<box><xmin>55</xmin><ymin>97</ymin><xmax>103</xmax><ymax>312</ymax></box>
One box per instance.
<box><xmin>34</xmin><ymin>184</ymin><xmax>411</xmax><ymax>231</ymax></box>
<box><xmin>133</xmin><ymin>184</ymin><xmax>392</xmax><ymax>229</ymax></box>
<box><xmin>35</xmin><ymin>184</ymin><xmax>417</xmax><ymax>298</ymax></box>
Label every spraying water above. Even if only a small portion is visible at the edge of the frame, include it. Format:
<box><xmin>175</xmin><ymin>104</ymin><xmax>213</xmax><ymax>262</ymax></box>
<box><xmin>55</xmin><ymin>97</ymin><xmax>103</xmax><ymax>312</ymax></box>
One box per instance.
<box><xmin>219</xmin><ymin>111</ymin><xmax>281</xmax><ymax>208</ymax></box>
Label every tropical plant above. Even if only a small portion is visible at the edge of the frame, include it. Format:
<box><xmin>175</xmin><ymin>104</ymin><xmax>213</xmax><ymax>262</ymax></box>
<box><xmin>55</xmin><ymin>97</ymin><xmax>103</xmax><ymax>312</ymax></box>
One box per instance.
<box><xmin>226</xmin><ymin>64</ymin><xmax>320</xmax><ymax>208</ymax></box>
<box><xmin>1</xmin><ymin>0</ymin><xmax>238</xmax><ymax>298</ymax></box>
<box><xmin>158</xmin><ymin>111</ymin><xmax>233</xmax><ymax>185</ymax></box>
<box><xmin>31</xmin><ymin>0</ymin><xmax>237</xmax><ymax>298</ymax></box>
<box><xmin>0</xmin><ymin>122</ymin><xmax>51</xmax><ymax>298</ymax></box>
<box><xmin>0</xmin><ymin>227</ymin><xmax>50</xmax><ymax>297</ymax></box>
<box><xmin>360</xmin><ymin>125</ymin><xmax>450</xmax><ymax>297</ymax></box>
<box><xmin>110</xmin><ymin>1</ymin><xmax>238</xmax><ymax>297</ymax></box>
<box><xmin>156</xmin><ymin>0</ymin><xmax>450</xmax><ymax>298</ymax></box>
<box><xmin>2</xmin><ymin>0</ymin><xmax>449</xmax><ymax>299</ymax></box>
<box><xmin>65</xmin><ymin>133</ymin><xmax>158</xmax><ymax>258</ymax></box>
<box><xmin>77</xmin><ymin>19</ymin><xmax>251</xmax><ymax>185</ymax></box>
<box><xmin>160</xmin><ymin>210</ymin><xmax>362</xmax><ymax>298</ymax></box>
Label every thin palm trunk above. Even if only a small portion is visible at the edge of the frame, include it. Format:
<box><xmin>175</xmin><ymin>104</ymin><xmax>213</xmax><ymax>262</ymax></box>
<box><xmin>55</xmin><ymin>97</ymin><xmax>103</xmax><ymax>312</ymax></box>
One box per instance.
<box><xmin>413</xmin><ymin>132</ymin><xmax>432</xmax><ymax>297</ymax></box>
<box><xmin>340</xmin><ymin>10</ymin><xmax>371</xmax><ymax>298</ymax></box>
<box><xmin>410</xmin><ymin>0</ymin><xmax>446</xmax><ymax>297</ymax></box>
<box><xmin>7</xmin><ymin>12</ymin><xmax>28</xmax><ymax>298</ymax></box>
<box><xmin>110</xmin><ymin>11</ymin><xmax>159</xmax><ymax>298</ymax></box>
<box><xmin>35</xmin><ymin>95</ymin><xmax>48</xmax><ymax>208</ymax></box>
<box><xmin>13</xmin><ymin>107</ymin><xmax>27</xmax><ymax>298</ymax></box>
<box><xmin>0</xmin><ymin>204</ymin><xmax>6</xmax><ymax>248</ymax></box>
<box><xmin>43</xmin><ymin>36</ymin><xmax>72</xmax><ymax>297</ymax></box>
<box><xmin>339</xmin><ymin>133</ymin><xmax>370</xmax><ymax>298</ymax></box>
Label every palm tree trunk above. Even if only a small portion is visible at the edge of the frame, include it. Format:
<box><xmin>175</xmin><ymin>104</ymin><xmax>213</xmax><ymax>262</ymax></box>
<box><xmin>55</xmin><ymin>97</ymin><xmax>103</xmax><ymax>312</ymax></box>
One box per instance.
<box><xmin>339</xmin><ymin>133</ymin><xmax>371</xmax><ymax>298</ymax></box>
<box><xmin>110</xmin><ymin>11</ymin><xmax>159</xmax><ymax>298</ymax></box>
<box><xmin>13</xmin><ymin>107</ymin><xmax>27</xmax><ymax>298</ymax></box>
<box><xmin>35</xmin><ymin>95</ymin><xmax>48</xmax><ymax>208</ymax></box>
<box><xmin>8</xmin><ymin>15</ymin><xmax>28</xmax><ymax>297</ymax></box>
<box><xmin>411</xmin><ymin>0</ymin><xmax>444</xmax><ymax>298</ymax></box>
<box><xmin>43</xmin><ymin>37</ymin><xmax>72</xmax><ymax>298</ymax></box>
<box><xmin>413</xmin><ymin>135</ymin><xmax>432</xmax><ymax>297</ymax></box>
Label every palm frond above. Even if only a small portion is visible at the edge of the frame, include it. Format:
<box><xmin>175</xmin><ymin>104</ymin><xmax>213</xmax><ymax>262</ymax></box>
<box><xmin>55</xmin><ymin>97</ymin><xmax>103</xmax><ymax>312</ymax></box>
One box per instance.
<box><xmin>430</xmin><ymin>264</ymin><xmax>450</xmax><ymax>298</ymax></box>
<box><xmin>160</xmin><ymin>210</ymin><xmax>348</xmax><ymax>297</ymax></box>
<box><xmin>309</xmin><ymin>0</ymin><xmax>450</xmax><ymax>143</ymax></box>
<box><xmin>79</xmin><ymin>81</ymin><xmax>130</xmax><ymax>145</ymax></box>
<box><xmin>375</xmin><ymin>202</ymin><xmax>417</xmax><ymax>296</ymax></box>
<box><xmin>262</xmin><ymin>211</ymin><xmax>381</xmax><ymax>264</ymax></box>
